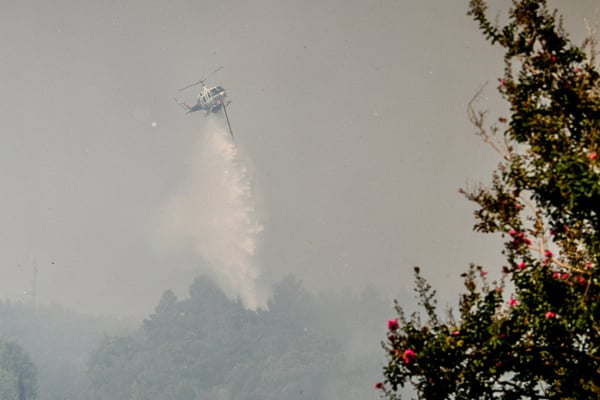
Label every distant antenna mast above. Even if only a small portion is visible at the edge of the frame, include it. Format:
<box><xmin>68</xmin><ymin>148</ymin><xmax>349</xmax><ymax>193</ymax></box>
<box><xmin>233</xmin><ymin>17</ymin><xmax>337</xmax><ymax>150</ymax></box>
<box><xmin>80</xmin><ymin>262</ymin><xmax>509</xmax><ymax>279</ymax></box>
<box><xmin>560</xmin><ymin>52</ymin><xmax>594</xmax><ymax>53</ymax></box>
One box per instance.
<box><xmin>30</xmin><ymin>257</ymin><xmax>37</xmax><ymax>309</ymax></box>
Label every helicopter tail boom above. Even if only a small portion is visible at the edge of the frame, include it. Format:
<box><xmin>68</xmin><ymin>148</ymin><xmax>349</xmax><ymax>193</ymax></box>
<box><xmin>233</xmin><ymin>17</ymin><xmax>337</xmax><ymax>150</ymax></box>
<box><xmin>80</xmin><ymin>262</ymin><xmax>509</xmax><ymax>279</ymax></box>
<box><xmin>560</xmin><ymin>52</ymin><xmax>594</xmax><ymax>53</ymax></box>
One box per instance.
<box><xmin>174</xmin><ymin>98</ymin><xmax>193</xmax><ymax>112</ymax></box>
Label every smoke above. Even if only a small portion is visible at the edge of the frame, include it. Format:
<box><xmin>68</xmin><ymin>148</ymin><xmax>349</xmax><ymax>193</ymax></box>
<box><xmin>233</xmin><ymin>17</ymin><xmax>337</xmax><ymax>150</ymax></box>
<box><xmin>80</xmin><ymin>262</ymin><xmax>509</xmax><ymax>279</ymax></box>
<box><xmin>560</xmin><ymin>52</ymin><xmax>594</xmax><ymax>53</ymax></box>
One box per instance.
<box><xmin>159</xmin><ymin>119</ymin><xmax>267</xmax><ymax>310</ymax></box>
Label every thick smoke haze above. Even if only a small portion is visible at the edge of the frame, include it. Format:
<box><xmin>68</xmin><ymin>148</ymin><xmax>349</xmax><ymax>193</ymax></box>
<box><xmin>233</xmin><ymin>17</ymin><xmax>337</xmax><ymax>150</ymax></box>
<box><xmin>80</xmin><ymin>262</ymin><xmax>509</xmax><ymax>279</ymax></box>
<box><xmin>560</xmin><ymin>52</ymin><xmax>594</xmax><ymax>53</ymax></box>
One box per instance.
<box><xmin>158</xmin><ymin>119</ymin><xmax>268</xmax><ymax>310</ymax></box>
<box><xmin>0</xmin><ymin>0</ymin><xmax>596</xmax><ymax>315</ymax></box>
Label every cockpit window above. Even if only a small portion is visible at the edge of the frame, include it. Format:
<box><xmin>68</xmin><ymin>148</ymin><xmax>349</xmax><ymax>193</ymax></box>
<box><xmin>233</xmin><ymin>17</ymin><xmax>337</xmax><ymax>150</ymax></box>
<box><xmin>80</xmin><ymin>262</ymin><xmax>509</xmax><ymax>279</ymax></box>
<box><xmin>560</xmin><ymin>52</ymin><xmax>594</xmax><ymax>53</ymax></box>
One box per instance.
<box><xmin>212</xmin><ymin>86</ymin><xmax>225</xmax><ymax>95</ymax></box>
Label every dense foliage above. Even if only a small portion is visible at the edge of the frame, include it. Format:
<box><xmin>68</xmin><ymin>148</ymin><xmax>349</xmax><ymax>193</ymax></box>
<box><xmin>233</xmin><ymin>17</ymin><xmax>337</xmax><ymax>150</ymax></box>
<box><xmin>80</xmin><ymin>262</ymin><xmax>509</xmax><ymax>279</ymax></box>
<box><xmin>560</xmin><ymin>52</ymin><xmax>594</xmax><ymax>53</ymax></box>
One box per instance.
<box><xmin>87</xmin><ymin>276</ymin><xmax>390</xmax><ymax>400</ymax></box>
<box><xmin>0</xmin><ymin>274</ymin><xmax>391</xmax><ymax>400</ymax></box>
<box><xmin>378</xmin><ymin>1</ymin><xmax>600</xmax><ymax>399</ymax></box>
<box><xmin>0</xmin><ymin>340</ymin><xmax>38</xmax><ymax>400</ymax></box>
<box><xmin>0</xmin><ymin>301</ymin><xmax>133</xmax><ymax>400</ymax></box>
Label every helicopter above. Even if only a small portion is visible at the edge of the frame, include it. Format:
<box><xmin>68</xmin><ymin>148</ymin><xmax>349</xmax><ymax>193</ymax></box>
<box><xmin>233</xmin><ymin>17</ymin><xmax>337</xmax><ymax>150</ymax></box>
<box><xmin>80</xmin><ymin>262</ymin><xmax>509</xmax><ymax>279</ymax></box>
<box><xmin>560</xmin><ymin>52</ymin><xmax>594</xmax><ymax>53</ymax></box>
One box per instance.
<box><xmin>174</xmin><ymin>82</ymin><xmax>229</xmax><ymax>116</ymax></box>
<box><xmin>174</xmin><ymin>66</ymin><xmax>234</xmax><ymax>139</ymax></box>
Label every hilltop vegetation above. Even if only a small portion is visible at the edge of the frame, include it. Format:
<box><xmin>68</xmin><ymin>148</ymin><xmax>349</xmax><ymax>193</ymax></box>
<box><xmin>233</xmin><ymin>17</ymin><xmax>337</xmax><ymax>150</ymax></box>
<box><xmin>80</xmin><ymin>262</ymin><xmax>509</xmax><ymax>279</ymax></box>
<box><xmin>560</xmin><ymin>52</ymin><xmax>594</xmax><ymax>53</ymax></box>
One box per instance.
<box><xmin>88</xmin><ymin>276</ymin><xmax>392</xmax><ymax>400</ymax></box>
<box><xmin>0</xmin><ymin>275</ymin><xmax>401</xmax><ymax>400</ymax></box>
<box><xmin>0</xmin><ymin>301</ymin><xmax>134</xmax><ymax>400</ymax></box>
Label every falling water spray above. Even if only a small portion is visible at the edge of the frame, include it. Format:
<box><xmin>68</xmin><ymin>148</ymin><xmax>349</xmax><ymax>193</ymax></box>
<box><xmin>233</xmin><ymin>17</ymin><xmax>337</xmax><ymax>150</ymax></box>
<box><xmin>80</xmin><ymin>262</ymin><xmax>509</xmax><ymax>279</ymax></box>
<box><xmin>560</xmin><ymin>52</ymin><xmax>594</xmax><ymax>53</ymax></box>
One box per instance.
<box><xmin>159</xmin><ymin>119</ymin><xmax>267</xmax><ymax>309</ymax></box>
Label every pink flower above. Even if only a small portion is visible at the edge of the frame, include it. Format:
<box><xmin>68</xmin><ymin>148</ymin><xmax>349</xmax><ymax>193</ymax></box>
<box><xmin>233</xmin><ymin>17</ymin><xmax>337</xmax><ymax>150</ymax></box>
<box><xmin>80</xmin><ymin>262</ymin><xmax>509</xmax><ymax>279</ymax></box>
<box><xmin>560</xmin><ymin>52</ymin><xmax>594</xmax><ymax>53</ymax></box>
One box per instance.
<box><xmin>586</xmin><ymin>262</ymin><xmax>593</xmax><ymax>269</ymax></box>
<box><xmin>543</xmin><ymin>250</ymin><xmax>553</xmax><ymax>265</ymax></box>
<box><xmin>553</xmin><ymin>272</ymin><xmax>560</xmax><ymax>279</ymax></box>
<box><xmin>374</xmin><ymin>382</ymin><xmax>384</xmax><ymax>390</ymax></box>
<box><xmin>590</xmin><ymin>152</ymin><xmax>597</xmax><ymax>161</ymax></box>
<box><xmin>545</xmin><ymin>311</ymin><xmax>556</xmax><ymax>319</ymax></box>
<box><xmin>387</xmin><ymin>319</ymin><xmax>399</xmax><ymax>331</ymax></box>
<box><xmin>403</xmin><ymin>349</ymin><xmax>416</xmax><ymax>364</ymax></box>
<box><xmin>551</xmin><ymin>55</ymin><xmax>557</xmax><ymax>63</ymax></box>
<box><xmin>508</xmin><ymin>230</ymin><xmax>532</xmax><ymax>246</ymax></box>
<box><xmin>452</xmin><ymin>330</ymin><xmax>459</xmax><ymax>336</ymax></box>
<box><xmin>517</xmin><ymin>262</ymin><xmax>526</xmax><ymax>270</ymax></box>
<box><xmin>561</xmin><ymin>273</ymin><xmax>569</xmax><ymax>280</ymax></box>
<box><xmin>509</xmin><ymin>298</ymin><xmax>519</xmax><ymax>307</ymax></box>
<box><xmin>500</xmin><ymin>79</ymin><xmax>506</xmax><ymax>86</ymax></box>
<box><xmin>515</xmin><ymin>204</ymin><xmax>522</xmax><ymax>210</ymax></box>
<box><xmin>574</xmin><ymin>66</ymin><xmax>581</xmax><ymax>73</ymax></box>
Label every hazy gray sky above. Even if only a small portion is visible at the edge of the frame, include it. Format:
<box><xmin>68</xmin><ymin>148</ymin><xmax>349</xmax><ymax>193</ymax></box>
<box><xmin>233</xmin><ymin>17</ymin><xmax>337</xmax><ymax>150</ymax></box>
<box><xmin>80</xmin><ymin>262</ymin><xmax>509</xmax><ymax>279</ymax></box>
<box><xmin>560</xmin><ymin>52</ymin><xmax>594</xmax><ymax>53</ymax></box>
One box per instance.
<box><xmin>0</xmin><ymin>0</ymin><xmax>598</xmax><ymax>315</ymax></box>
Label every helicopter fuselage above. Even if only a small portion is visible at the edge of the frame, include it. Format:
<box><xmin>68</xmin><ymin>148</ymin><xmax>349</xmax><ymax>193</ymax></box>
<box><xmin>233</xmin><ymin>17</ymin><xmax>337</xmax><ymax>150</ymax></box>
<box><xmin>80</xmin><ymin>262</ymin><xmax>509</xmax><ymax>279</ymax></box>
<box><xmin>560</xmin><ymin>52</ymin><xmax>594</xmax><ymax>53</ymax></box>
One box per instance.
<box><xmin>194</xmin><ymin>85</ymin><xmax>227</xmax><ymax>115</ymax></box>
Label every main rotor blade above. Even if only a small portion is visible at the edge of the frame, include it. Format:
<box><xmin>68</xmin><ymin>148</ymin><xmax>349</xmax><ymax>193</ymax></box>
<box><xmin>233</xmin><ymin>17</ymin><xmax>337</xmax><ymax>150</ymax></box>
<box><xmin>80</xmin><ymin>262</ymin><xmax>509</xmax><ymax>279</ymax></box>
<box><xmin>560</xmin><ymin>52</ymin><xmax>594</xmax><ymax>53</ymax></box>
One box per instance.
<box><xmin>178</xmin><ymin>66</ymin><xmax>223</xmax><ymax>91</ymax></box>
<box><xmin>178</xmin><ymin>79</ymin><xmax>205</xmax><ymax>91</ymax></box>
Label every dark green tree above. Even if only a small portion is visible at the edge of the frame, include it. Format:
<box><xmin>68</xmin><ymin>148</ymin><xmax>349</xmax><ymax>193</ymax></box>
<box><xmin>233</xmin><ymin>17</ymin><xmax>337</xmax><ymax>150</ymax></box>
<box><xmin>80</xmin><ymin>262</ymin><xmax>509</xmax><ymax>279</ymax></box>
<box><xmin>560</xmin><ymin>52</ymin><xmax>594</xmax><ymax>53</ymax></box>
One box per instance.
<box><xmin>0</xmin><ymin>341</ymin><xmax>38</xmax><ymax>400</ymax></box>
<box><xmin>87</xmin><ymin>276</ymin><xmax>350</xmax><ymax>400</ymax></box>
<box><xmin>378</xmin><ymin>1</ymin><xmax>600</xmax><ymax>399</ymax></box>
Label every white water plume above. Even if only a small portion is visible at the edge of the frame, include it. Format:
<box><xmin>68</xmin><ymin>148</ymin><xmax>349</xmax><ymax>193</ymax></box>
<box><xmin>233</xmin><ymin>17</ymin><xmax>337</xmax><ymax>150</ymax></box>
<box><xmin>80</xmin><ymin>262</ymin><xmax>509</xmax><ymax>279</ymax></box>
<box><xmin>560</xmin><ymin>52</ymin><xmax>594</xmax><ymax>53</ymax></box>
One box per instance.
<box><xmin>159</xmin><ymin>119</ymin><xmax>266</xmax><ymax>310</ymax></box>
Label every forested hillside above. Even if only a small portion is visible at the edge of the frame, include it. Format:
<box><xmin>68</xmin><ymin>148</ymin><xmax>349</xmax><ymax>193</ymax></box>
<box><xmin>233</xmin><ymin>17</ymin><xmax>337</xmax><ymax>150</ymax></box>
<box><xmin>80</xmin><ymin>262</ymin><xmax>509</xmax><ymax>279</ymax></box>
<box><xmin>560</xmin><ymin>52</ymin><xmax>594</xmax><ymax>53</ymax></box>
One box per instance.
<box><xmin>88</xmin><ymin>276</ymin><xmax>395</xmax><ymax>400</ymax></box>
<box><xmin>0</xmin><ymin>275</ymin><xmax>402</xmax><ymax>400</ymax></box>
<box><xmin>0</xmin><ymin>301</ymin><xmax>134</xmax><ymax>400</ymax></box>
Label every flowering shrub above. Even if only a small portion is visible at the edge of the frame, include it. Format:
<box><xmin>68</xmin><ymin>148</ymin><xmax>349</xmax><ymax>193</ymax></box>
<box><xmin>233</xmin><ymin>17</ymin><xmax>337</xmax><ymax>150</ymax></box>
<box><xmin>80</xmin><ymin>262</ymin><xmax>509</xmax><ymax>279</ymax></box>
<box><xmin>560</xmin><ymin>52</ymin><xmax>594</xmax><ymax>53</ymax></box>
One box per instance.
<box><xmin>378</xmin><ymin>1</ymin><xmax>600</xmax><ymax>398</ymax></box>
